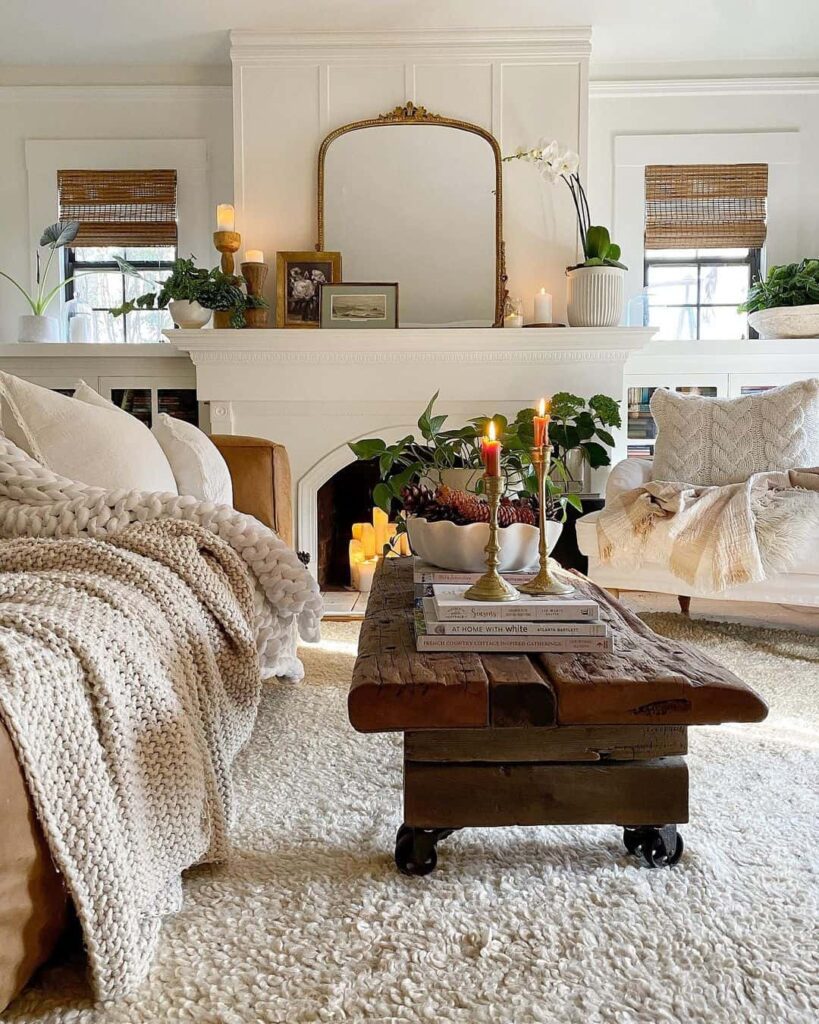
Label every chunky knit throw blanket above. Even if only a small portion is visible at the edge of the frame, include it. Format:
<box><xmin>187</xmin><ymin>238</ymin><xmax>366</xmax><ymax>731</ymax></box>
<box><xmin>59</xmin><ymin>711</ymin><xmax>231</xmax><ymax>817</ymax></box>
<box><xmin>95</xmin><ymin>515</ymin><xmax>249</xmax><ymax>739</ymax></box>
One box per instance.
<box><xmin>0</xmin><ymin>436</ymin><xmax>322</xmax><ymax>678</ymax></box>
<box><xmin>597</xmin><ymin>469</ymin><xmax>819</xmax><ymax>591</ymax></box>
<box><xmin>0</xmin><ymin>520</ymin><xmax>263</xmax><ymax>999</ymax></box>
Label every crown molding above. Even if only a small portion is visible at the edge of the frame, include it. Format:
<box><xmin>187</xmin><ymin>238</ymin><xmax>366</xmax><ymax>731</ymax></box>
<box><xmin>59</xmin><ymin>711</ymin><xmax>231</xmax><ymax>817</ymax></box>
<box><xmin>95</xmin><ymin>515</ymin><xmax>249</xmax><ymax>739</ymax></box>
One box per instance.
<box><xmin>230</xmin><ymin>28</ymin><xmax>592</xmax><ymax>64</ymax></box>
<box><xmin>0</xmin><ymin>84</ymin><xmax>232</xmax><ymax>103</ymax></box>
<box><xmin>590</xmin><ymin>76</ymin><xmax>819</xmax><ymax>98</ymax></box>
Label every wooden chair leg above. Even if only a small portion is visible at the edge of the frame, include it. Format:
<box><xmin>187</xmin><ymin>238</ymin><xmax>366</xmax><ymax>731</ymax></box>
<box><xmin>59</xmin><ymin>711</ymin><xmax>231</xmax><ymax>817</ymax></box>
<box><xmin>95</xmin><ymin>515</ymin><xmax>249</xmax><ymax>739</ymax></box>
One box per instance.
<box><xmin>678</xmin><ymin>595</ymin><xmax>691</xmax><ymax>616</ymax></box>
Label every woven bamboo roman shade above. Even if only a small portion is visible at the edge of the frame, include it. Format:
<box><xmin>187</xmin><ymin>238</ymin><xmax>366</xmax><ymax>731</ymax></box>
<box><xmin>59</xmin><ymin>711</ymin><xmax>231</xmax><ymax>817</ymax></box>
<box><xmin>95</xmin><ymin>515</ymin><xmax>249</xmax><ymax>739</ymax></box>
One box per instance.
<box><xmin>644</xmin><ymin>164</ymin><xmax>767</xmax><ymax>249</ymax></box>
<box><xmin>57</xmin><ymin>169</ymin><xmax>178</xmax><ymax>247</ymax></box>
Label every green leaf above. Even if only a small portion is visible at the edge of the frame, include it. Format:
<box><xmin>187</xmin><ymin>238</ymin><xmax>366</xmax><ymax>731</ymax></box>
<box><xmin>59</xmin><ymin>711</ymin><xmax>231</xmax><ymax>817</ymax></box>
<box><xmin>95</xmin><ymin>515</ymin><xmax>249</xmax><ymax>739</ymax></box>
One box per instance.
<box><xmin>588</xmin><ymin>393</ymin><xmax>622</xmax><ymax>428</ymax></box>
<box><xmin>565</xmin><ymin>492</ymin><xmax>584</xmax><ymax>512</ymax></box>
<box><xmin>428</xmin><ymin>414</ymin><xmax>447</xmax><ymax>436</ymax></box>
<box><xmin>349</xmin><ymin>438</ymin><xmax>387</xmax><ymax>461</ymax></box>
<box><xmin>584</xmin><ymin>225</ymin><xmax>611</xmax><ymax>260</ymax></box>
<box><xmin>607</xmin><ymin>242</ymin><xmax>621</xmax><ymax>261</ymax></box>
<box><xmin>372</xmin><ymin>482</ymin><xmax>393</xmax><ymax>513</ymax></box>
<box><xmin>596</xmin><ymin>428</ymin><xmax>615</xmax><ymax>448</ymax></box>
<box><xmin>389</xmin><ymin>462</ymin><xmax>423</xmax><ymax>493</ymax></box>
<box><xmin>581</xmin><ymin>441</ymin><xmax>610</xmax><ymax>468</ymax></box>
<box><xmin>39</xmin><ymin>221</ymin><xmax>80</xmax><ymax>248</ymax></box>
<box><xmin>574</xmin><ymin>411</ymin><xmax>596</xmax><ymax>441</ymax></box>
<box><xmin>379</xmin><ymin>450</ymin><xmax>395</xmax><ymax>477</ymax></box>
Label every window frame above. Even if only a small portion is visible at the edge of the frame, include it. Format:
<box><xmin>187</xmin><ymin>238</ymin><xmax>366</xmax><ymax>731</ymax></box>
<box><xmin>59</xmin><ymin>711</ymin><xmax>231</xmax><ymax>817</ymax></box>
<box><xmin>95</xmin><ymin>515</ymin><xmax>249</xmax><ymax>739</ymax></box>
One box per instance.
<box><xmin>643</xmin><ymin>247</ymin><xmax>761</xmax><ymax>341</ymax></box>
<box><xmin>64</xmin><ymin>246</ymin><xmax>177</xmax><ymax>344</ymax></box>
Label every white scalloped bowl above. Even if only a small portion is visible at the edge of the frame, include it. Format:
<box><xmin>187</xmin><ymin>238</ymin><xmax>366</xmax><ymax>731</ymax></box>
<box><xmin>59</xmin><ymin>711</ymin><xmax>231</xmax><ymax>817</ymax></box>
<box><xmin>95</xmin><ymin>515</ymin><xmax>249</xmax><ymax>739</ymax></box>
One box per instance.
<box><xmin>406</xmin><ymin>517</ymin><xmax>563</xmax><ymax>572</ymax></box>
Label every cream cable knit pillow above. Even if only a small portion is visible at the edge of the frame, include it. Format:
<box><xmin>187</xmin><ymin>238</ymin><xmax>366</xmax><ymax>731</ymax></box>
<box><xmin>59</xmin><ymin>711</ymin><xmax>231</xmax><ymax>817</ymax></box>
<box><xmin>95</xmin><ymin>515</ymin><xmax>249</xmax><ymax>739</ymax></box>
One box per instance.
<box><xmin>650</xmin><ymin>379</ymin><xmax>819</xmax><ymax>485</ymax></box>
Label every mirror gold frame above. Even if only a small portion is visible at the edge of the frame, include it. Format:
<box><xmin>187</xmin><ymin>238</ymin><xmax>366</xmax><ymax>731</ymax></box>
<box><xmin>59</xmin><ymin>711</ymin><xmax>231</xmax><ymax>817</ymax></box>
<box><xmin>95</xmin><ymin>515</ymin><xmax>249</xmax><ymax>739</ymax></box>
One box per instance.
<box><xmin>316</xmin><ymin>102</ymin><xmax>506</xmax><ymax>328</ymax></box>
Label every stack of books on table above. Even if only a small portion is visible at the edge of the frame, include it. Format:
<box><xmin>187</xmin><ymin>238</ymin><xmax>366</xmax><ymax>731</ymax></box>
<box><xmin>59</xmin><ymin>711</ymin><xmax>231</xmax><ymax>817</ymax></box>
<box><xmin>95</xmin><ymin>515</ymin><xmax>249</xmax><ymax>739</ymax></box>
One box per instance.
<box><xmin>412</xmin><ymin>558</ymin><xmax>611</xmax><ymax>653</ymax></box>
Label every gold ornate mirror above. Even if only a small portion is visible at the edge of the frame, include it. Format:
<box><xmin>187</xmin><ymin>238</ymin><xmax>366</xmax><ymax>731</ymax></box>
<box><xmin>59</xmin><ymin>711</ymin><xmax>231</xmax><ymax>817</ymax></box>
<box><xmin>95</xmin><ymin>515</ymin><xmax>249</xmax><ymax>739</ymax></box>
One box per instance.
<box><xmin>317</xmin><ymin>103</ymin><xmax>505</xmax><ymax>328</ymax></box>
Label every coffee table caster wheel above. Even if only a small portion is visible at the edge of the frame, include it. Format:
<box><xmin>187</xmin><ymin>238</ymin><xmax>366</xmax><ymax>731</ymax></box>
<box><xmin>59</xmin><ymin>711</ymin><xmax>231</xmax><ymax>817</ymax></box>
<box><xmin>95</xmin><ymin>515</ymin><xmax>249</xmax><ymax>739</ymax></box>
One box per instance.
<box><xmin>395</xmin><ymin>827</ymin><xmax>438</xmax><ymax>877</ymax></box>
<box><xmin>623</xmin><ymin>826</ymin><xmax>684</xmax><ymax>868</ymax></box>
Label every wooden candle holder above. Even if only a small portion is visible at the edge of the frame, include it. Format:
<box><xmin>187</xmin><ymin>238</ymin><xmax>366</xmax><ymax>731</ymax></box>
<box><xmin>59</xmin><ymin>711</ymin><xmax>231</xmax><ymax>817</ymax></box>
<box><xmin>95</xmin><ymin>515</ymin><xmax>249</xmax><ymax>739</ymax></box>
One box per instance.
<box><xmin>213</xmin><ymin>230</ymin><xmax>241</xmax><ymax>275</ymax></box>
<box><xmin>241</xmin><ymin>261</ymin><xmax>269</xmax><ymax>328</ymax></box>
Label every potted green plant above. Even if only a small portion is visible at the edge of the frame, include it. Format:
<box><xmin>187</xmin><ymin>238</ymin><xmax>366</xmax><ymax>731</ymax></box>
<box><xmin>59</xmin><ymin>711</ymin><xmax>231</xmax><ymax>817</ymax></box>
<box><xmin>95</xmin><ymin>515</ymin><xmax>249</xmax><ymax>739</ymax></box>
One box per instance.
<box><xmin>503</xmin><ymin>141</ymin><xmax>627</xmax><ymax>326</ymax></box>
<box><xmin>0</xmin><ymin>221</ymin><xmax>80</xmax><ymax>342</ymax></box>
<box><xmin>113</xmin><ymin>257</ymin><xmax>269</xmax><ymax>330</ymax></box>
<box><xmin>348</xmin><ymin>394</ymin><xmax>618</xmax><ymax>572</ymax></box>
<box><xmin>738</xmin><ymin>259</ymin><xmax>819</xmax><ymax>338</ymax></box>
<box><xmin>547</xmin><ymin>391</ymin><xmax>622</xmax><ymax>492</ymax></box>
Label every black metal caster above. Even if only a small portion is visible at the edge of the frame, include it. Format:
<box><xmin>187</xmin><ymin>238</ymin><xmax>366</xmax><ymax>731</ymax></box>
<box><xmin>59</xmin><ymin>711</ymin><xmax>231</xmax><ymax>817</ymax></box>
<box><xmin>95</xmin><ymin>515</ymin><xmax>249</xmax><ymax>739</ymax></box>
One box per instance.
<box><xmin>394</xmin><ymin>825</ymin><xmax>456</xmax><ymax>876</ymax></box>
<box><xmin>623</xmin><ymin>825</ymin><xmax>684</xmax><ymax>868</ymax></box>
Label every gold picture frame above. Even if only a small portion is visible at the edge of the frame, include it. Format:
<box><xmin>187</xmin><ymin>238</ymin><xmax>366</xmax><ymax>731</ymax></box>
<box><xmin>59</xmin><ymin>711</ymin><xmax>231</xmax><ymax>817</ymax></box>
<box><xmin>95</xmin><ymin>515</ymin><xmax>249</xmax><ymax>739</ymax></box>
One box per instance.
<box><xmin>316</xmin><ymin>102</ymin><xmax>506</xmax><ymax>327</ymax></box>
<box><xmin>276</xmin><ymin>250</ymin><xmax>342</xmax><ymax>328</ymax></box>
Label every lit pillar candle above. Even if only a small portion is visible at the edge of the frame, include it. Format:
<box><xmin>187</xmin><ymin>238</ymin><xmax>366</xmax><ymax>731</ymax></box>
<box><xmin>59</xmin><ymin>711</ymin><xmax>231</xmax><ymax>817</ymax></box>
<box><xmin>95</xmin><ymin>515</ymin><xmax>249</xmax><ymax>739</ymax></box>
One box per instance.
<box><xmin>534</xmin><ymin>288</ymin><xmax>552</xmax><ymax>324</ymax></box>
<box><xmin>385</xmin><ymin>523</ymin><xmax>398</xmax><ymax>556</ymax></box>
<box><xmin>373</xmin><ymin>506</ymin><xmax>389</xmax><ymax>556</ymax></box>
<box><xmin>216</xmin><ymin>204</ymin><xmax>235</xmax><ymax>232</ymax></box>
<box><xmin>349</xmin><ymin>539</ymin><xmax>364</xmax><ymax>589</ymax></box>
<box><xmin>533</xmin><ymin>396</ymin><xmax>551</xmax><ymax>448</ymax></box>
<box><xmin>351</xmin><ymin>523</ymin><xmax>365</xmax><ymax>541</ymax></box>
<box><xmin>243</xmin><ymin>249</ymin><xmax>264</xmax><ymax>263</ymax></box>
<box><xmin>481</xmin><ymin>420</ymin><xmax>501</xmax><ymax>477</ymax></box>
<box><xmin>360</xmin><ymin>523</ymin><xmax>376</xmax><ymax>559</ymax></box>
<box><xmin>358</xmin><ymin>559</ymin><xmax>377</xmax><ymax>593</ymax></box>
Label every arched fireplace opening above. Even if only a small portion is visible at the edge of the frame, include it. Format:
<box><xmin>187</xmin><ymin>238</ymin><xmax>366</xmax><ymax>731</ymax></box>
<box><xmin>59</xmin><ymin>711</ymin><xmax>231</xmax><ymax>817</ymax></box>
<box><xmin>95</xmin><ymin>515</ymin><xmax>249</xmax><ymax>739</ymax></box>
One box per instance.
<box><xmin>316</xmin><ymin>457</ymin><xmax>381</xmax><ymax>590</ymax></box>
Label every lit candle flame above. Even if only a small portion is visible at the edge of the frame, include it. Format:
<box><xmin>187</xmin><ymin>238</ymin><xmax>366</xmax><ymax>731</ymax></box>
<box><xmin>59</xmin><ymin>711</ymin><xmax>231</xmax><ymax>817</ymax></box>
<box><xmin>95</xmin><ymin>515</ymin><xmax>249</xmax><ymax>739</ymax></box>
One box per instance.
<box><xmin>488</xmin><ymin>420</ymin><xmax>496</xmax><ymax>442</ymax></box>
<box><xmin>538</xmin><ymin>397</ymin><xmax>546</xmax><ymax>417</ymax></box>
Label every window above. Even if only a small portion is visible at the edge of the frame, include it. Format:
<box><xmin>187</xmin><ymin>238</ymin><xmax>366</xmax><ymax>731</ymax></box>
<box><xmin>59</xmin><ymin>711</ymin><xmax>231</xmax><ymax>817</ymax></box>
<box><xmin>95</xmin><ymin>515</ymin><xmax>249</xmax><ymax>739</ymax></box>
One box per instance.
<box><xmin>644</xmin><ymin>247</ymin><xmax>761</xmax><ymax>341</ymax></box>
<box><xmin>643</xmin><ymin>164</ymin><xmax>767</xmax><ymax>341</ymax></box>
<box><xmin>65</xmin><ymin>246</ymin><xmax>175</xmax><ymax>343</ymax></box>
<box><xmin>58</xmin><ymin>169</ymin><xmax>177</xmax><ymax>343</ymax></box>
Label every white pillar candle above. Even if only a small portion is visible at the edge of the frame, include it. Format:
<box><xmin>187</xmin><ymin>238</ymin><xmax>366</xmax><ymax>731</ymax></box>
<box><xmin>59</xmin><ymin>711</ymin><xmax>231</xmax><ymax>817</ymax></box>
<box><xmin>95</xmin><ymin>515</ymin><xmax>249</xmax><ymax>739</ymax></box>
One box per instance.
<box><xmin>360</xmin><ymin>523</ymin><xmax>376</xmax><ymax>560</ymax></box>
<box><xmin>358</xmin><ymin>559</ymin><xmax>377</xmax><ymax>593</ymax></box>
<box><xmin>216</xmin><ymin>204</ymin><xmax>235</xmax><ymax>231</ymax></box>
<box><xmin>534</xmin><ymin>288</ymin><xmax>553</xmax><ymax>324</ymax></box>
<box><xmin>243</xmin><ymin>249</ymin><xmax>264</xmax><ymax>263</ymax></box>
<box><xmin>385</xmin><ymin>523</ymin><xmax>398</xmax><ymax>556</ymax></box>
<box><xmin>373</xmin><ymin>507</ymin><xmax>389</xmax><ymax>556</ymax></box>
<box><xmin>349</xmin><ymin>539</ymin><xmax>364</xmax><ymax>590</ymax></box>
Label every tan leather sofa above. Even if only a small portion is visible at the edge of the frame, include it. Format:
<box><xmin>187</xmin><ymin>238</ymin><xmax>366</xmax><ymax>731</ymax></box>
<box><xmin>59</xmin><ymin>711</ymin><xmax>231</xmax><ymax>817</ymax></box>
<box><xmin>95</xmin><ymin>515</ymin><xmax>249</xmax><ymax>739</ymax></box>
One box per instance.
<box><xmin>0</xmin><ymin>435</ymin><xmax>293</xmax><ymax>1011</ymax></box>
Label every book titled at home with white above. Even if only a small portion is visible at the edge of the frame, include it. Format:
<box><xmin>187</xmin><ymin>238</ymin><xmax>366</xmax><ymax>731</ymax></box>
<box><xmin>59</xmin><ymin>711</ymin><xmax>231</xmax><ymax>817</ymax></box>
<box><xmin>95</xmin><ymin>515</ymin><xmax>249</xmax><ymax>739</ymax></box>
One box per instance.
<box><xmin>418</xmin><ymin>601</ymin><xmax>608</xmax><ymax>636</ymax></box>
<box><xmin>430</xmin><ymin>585</ymin><xmax>600</xmax><ymax>622</ymax></box>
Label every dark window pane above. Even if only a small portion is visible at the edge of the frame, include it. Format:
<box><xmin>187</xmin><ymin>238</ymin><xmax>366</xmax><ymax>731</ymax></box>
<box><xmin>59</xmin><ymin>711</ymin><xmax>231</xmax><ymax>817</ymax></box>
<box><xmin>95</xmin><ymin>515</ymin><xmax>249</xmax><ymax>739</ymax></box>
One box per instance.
<box><xmin>110</xmin><ymin>388</ymin><xmax>152</xmax><ymax>426</ymax></box>
<box><xmin>158</xmin><ymin>389</ymin><xmax>199</xmax><ymax>426</ymax></box>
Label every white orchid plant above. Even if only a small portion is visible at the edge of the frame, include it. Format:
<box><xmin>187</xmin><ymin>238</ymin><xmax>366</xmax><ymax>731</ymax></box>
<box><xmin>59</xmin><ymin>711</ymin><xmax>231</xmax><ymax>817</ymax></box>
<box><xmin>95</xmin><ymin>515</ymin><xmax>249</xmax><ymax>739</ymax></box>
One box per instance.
<box><xmin>503</xmin><ymin>140</ymin><xmax>626</xmax><ymax>270</ymax></box>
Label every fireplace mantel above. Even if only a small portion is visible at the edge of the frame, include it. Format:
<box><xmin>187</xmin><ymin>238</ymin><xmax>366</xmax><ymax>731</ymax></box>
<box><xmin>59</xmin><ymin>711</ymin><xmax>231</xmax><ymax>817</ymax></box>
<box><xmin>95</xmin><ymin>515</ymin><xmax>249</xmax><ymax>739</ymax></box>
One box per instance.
<box><xmin>169</xmin><ymin>326</ymin><xmax>655</xmax><ymax>567</ymax></box>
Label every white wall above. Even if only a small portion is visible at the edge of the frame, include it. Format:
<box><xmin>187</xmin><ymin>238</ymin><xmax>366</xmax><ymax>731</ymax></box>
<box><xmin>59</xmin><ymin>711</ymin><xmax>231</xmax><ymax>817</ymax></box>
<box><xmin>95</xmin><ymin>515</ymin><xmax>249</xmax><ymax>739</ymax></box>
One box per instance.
<box><xmin>0</xmin><ymin>85</ymin><xmax>233</xmax><ymax>339</ymax></box>
<box><xmin>588</xmin><ymin>79</ymin><xmax>819</xmax><ymax>309</ymax></box>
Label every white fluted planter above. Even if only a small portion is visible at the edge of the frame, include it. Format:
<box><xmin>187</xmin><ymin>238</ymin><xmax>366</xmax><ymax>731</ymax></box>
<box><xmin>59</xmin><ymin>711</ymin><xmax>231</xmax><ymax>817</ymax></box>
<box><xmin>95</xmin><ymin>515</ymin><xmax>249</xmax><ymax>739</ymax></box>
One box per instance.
<box><xmin>566</xmin><ymin>266</ymin><xmax>625</xmax><ymax>328</ymax></box>
<box><xmin>169</xmin><ymin>300</ymin><xmax>212</xmax><ymax>329</ymax></box>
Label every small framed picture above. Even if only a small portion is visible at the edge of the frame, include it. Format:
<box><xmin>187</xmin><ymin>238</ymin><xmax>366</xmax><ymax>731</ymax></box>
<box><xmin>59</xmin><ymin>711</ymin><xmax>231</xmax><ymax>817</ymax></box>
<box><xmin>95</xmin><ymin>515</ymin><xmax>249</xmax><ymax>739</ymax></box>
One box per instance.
<box><xmin>276</xmin><ymin>251</ymin><xmax>342</xmax><ymax>328</ymax></box>
<box><xmin>319</xmin><ymin>282</ymin><xmax>399</xmax><ymax>329</ymax></box>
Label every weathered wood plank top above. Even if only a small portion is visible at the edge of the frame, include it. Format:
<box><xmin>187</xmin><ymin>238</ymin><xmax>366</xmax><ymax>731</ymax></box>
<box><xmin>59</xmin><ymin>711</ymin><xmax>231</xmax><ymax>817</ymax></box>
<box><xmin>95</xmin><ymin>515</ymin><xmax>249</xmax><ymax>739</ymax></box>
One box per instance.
<box><xmin>348</xmin><ymin>559</ymin><xmax>768</xmax><ymax>732</ymax></box>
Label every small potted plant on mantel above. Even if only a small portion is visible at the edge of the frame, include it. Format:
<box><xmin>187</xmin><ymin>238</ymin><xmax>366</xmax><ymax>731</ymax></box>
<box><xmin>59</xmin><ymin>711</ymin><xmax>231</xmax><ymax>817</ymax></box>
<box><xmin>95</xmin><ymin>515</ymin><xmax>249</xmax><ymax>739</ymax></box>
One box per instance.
<box><xmin>348</xmin><ymin>392</ymin><xmax>620</xmax><ymax>573</ymax></box>
<box><xmin>503</xmin><ymin>141</ymin><xmax>627</xmax><ymax>327</ymax></box>
<box><xmin>738</xmin><ymin>259</ymin><xmax>819</xmax><ymax>338</ymax></box>
<box><xmin>0</xmin><ymin>221</ymin><xmax>80</xmax><ymax>342</ymax></box>
<box><xmin>112</xmin><ymin>255</ymin><xmax>269</xmax><ymax>329</ymax></box>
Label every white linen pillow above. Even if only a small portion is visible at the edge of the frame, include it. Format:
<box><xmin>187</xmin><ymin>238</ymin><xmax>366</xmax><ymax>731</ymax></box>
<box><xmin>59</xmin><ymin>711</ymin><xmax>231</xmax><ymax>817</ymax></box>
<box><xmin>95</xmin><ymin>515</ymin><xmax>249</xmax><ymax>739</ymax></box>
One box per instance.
<box><xmin>0</xmin><ymin>373</ymin><xmax>178</xmax><ymax>494</ymax></box>
<box><xmin>151</xmin><ymin>413</ymin><xmax>233</xmax><ymax>505</ymax></box>
<box><xmin>650</xmin><ymin>379</ymin><xmax>819</xmax><ymax>486</ymax></box>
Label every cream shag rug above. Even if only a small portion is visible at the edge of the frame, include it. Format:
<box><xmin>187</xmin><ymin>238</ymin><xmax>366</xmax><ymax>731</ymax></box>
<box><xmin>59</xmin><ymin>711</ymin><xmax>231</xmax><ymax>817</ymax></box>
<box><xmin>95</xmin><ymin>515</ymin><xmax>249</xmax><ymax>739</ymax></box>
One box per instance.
<box><xmin>7</xmin><ymin>616</ymin><xmax>818</xmax><ymax>1024</ymax></box>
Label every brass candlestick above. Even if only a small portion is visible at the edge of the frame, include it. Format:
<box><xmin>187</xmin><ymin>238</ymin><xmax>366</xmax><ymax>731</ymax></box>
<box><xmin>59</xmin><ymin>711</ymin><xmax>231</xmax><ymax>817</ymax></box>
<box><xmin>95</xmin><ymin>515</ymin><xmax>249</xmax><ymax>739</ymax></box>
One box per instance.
<box><xmin>464</xmin><ymin>475</ymin><xmax>520</xmax><ymax>602</ymax></box>
<box><xmin>213</xmin><ymin>230</ymin><xmax>241</xmax><ymax>275</ymax></box>
<box><xmin>241</xmin><ymin>261</ymin><xmax>269</xmax><ymax>328</ymax></box>
<box><xmin>517</xmin><ymin>445</ymin><xmax>575</xmax><ymax>596</ymax></box>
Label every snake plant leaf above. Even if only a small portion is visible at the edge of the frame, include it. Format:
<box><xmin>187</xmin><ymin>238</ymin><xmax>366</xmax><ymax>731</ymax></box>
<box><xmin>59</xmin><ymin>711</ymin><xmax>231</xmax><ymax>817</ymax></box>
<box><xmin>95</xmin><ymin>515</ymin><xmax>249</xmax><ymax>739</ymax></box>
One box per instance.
<box><xmin>39</xmin><ymin>221</ymin><xmax>80</xmax><ymax>248</ymax></box>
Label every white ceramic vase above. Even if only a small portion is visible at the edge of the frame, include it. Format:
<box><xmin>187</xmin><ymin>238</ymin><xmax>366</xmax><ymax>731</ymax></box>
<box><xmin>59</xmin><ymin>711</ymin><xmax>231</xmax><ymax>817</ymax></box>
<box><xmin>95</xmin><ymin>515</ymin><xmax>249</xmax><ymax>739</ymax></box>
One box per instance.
<box><xmin>747</xmin><ymin>304</ymin><xmax>819</xmax><ymax>339</ymax></box>
<box><xmin>566</xmin><ymin>266</ymin><xmax>625</xmax><ymax>327</ymax></box>
<box><xmin>18</xmin><ymin>314</ymin><xmax>60</xmax><ymax>343</ymax></box>
<box><xmin>169</xmin><ymin>300</ymin><xmax>212</xmax><ymax>329</ymax></box>
<box><xmin>406</xmin><ymin>517</ymin><xmax>563</xmax><ymax>573</ymax></box>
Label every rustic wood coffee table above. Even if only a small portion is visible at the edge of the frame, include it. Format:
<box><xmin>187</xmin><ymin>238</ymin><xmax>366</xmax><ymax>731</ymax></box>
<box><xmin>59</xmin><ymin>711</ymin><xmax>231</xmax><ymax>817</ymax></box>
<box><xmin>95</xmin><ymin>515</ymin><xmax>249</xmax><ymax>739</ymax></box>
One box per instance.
<box><xmin>349</xmin><ymin>560</ymin><xmax>768</xmax><ymax>874</ymax></box>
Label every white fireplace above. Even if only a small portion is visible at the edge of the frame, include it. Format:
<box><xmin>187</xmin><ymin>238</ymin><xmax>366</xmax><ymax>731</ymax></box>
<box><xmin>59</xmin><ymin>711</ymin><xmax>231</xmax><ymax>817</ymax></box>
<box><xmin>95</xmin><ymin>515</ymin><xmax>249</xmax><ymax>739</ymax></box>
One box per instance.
<box><xmin>170</xmin><ymin>326</ymin><xmax>654</xmax><ymax>573</ymax></box>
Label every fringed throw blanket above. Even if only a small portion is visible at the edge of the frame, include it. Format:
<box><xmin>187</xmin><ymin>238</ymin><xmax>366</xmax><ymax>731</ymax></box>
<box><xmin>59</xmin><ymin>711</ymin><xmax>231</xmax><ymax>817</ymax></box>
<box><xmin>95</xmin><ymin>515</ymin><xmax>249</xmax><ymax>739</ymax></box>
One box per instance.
<box><xmin>0</xmin><ymin>436</ymin><xmax>323</xmax><ymax>999</ymax></box>
<box><xmin>597</xmin><ymin>469</ymin><xmax>819</xmax><ymax>591</ymax></box>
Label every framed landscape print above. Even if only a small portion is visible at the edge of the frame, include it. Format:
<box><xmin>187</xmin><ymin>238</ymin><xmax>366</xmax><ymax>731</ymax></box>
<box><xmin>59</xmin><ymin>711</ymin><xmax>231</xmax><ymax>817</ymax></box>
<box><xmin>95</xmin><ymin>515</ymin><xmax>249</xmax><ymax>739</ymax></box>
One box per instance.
<box><xmin>276</xmin><ymin>251</ymin><xmax>341</xmax><ymax>328</ymax></box>
<box><xmin>319</xmin><ymin>282</ymin><xmax>399</xmax><ymax>329</ymax></box>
